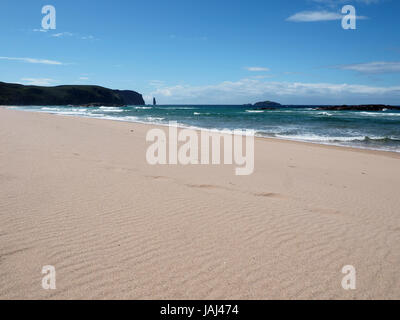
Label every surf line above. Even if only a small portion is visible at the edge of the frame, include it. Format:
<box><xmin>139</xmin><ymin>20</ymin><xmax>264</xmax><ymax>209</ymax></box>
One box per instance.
<box><xmin>146</xmin><ymin>121</ymin><xmax>255</xmax><ymax>176</ymax></box>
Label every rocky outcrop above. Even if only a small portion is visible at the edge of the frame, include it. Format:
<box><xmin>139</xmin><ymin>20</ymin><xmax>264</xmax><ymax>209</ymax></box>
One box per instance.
<box><xmin>253</xmin><ymin>101</ymin><xmax>281</xmax><ymax>107</ymax></box>
<box><xmin>245</xmin><ymin>101</ymin><xmax>282</xmax><ymax>109</ymax></box>
<box><xmin>0</xmin><ymin>82</ymin><xmax>145</xmax><ymax>106</ymax></box>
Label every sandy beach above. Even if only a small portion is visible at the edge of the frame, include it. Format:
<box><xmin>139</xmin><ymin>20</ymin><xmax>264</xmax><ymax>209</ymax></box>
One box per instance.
<box><xmin>1</xmin><ymin>107</ymin><xmax>400</xmax><ymax>300</ymax></box>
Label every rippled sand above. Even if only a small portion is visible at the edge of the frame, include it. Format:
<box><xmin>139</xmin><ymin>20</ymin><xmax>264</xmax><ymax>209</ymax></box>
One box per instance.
<box><xmin>1</xmin><ymin>107</ymin><xmax>400</xmax><ymax>299</ymax></box>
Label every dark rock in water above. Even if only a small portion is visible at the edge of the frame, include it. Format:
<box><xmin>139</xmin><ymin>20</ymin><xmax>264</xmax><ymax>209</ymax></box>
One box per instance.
<box><xmin>244</xmin><ymin>101</ymin><xmax>281</xmax><ymax>110</ymax></box>
<box><xmin>0</xmin><ymin>81</ymin><xmax>145</xmax><ymax>106</ymax></box>
<box><xmin>255</xmin><ymin>107</ymin><xmax>278</xmax><ymax>110</ymax></box>
<box><xmin>317</xmin><ymin>104</ymin><xmax>399</xmax><ymax>111</ymax></box>
<box><xmin>253</xmin><ymin>101</ymin><xmax>281</xmax><ymax>107</ymax></box>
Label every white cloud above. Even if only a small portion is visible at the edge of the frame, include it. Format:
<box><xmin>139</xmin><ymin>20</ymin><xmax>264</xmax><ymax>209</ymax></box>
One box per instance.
<box><xmin>79</xmin><ymin>77</ymin><xmax>89</xmax><ymax>80</ymax></box>
<box><xmin>51</xmin><ymin>32</ymin><xmax>73</xmax><ymax>38</ymax></box>
<box><xmin>143</xmin><ymin>95</ymin><xmax>153</xmax><ymax>104</ymax></box>
<box><xmin>250</xmin><ymin>75</ymin><xmax>275</xmax><ymax>79</ymax></box>
<box><xmin>148</xmin><ymin>78</ymin><xmax>400</xmax><ymax>104</ymax></box>
<box><xmin>287</xmin><ymin>10</ymin><xmax>343</xmax><ymax>22</ymax></box>
<box><xmin>21</xmin><ymin>78</ymin><xmax>57</xmax><ymax>86</ymax></box>
<box><xmin>335</xmin><ymin>61</ymin><xmax>400</xmax><ymax>74</ymax></box>
<box><xmin>0</xmin><ymin>56</ymin><xmax>64</xmax><ymax>65</ymax></box>
<box><xmin>81</xmin><ymin>35</ymin><xmax>96</xmax><ymax>40</ymax></box>
<box><xmin>245</xmin><ymin>67</ymin><xmax>270</xmax><ymax>72</ymax></box>
<box><xmin>286</xmin><ymin>10</ymin><xmax>367</xmax><ymax>22</ymax></box>
<box><xmin>32</xmin><ymin>29</ymin><xmax>98</xmax><ymax>41</ymax></box>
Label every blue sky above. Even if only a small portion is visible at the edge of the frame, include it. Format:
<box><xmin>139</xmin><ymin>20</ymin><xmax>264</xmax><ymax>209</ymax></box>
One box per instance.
<box><xmin>0</xmin><ymin>0</ymin><xmax>399</xmax><ymax>104</ymax></box>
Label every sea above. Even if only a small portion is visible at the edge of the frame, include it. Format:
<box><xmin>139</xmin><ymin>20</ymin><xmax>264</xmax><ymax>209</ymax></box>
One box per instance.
<box><xmin>8</xmin><ymin>105</ymin><xmax>400</xmax><ymax>152</ymax></box>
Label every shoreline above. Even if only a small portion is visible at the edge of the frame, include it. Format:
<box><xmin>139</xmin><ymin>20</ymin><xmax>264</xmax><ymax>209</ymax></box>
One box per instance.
<box><xmin>2</xmin><ymin>106</ymin><xmax>400</xmax><ymax>159</ymax></box>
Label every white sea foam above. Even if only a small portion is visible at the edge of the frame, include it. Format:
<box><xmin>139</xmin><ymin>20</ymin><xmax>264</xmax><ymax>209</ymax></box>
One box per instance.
<box><xmin>98</xmin><ymin>107</ymin><xmax>124</xmax><ymax>112</ymax></box>
<box><xmin>146</xmin><ymin>117</ymin><xmax>165</xmax><ymax>122</ymax></box>
<box><xmin>101</xmin><ymin>115</ymin><xmax>140</xmax><ymax>122</ymax></box>
<box><xmin>165</xmin><ymin>107</ymin><xmax>195</xmax><ymax>110</ymax></box>
<box><xmin>267</xmin><ymin>134</ymin><xmax>400</xmax><ymax>152</ymax></box>
<box><xmin>275</xmin><ymin>134</ymin><xmax>379</xmax><ymax>142</ymax></box>
<box><xmin>359</xmin><ymin>112</ymin><xmax>400</xmax><ymax>117</ymax></box>
<box><xmin>55</xmin><ymin>111</ymin><xmax>90</xmax><ymax>116</ymax></box>
<box><xmin>40</xmin><ymin>107</ymin><xmax>89</xmax><ymax>113</ymax></box>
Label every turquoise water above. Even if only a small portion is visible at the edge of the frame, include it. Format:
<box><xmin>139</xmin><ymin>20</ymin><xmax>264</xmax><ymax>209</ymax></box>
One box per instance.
<box><xmin>9</xmin><ymin>105</ymin><xmax>400</xmax><ymax>152</ymax></box>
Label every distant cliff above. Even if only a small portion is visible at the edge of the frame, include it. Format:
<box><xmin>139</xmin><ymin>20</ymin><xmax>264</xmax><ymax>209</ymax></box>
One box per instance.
<box><xmin>0</xmin><ymin>82</ymin><xmax>145</xmax><ymax>106</ymax></box>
